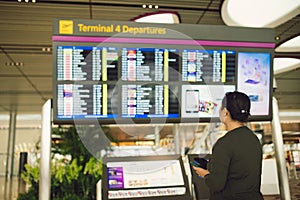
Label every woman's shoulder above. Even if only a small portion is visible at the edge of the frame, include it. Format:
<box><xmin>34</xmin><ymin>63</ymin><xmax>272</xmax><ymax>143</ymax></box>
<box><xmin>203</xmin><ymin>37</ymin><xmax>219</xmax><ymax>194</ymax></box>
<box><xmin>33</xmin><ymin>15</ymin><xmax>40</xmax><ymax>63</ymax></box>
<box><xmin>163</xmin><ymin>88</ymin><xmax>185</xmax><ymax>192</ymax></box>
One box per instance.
<box><xmin>228</xmin><ymin>126</ymin><xmax>252</xmax><ymax>135</ymax></box>
<box><xmin>220</xmin><ymin>126</ymin><xmax>252</xmax><ymax>141</ymax></box>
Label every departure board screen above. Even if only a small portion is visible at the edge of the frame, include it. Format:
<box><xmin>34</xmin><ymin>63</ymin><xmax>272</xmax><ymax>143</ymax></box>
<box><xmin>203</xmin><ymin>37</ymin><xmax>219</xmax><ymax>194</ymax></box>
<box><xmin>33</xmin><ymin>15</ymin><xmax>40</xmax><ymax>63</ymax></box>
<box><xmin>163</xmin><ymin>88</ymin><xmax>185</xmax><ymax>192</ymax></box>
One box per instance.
<box><xmin>56</xmin><ymin>84</ymin><xmax>117</xmax><ymax>119</ymax></box>
<box><xmin>121</xmin><ymin>84</ymin><xmax>179</xmax><ymax>118</ymax></box>
<box><xmin>57</xmin><ymin>46</ymin><xmax>118</xmax><ymax>81</ymax></box>
<box><xmin>121</xmin><ymin>48</ymin><xmax>179</xmax><ymax>82</ymax></box>
<box><xmin>182</xmin><ymin>50</ymin><xmax>235</xmax><ymax>83</ymax></box>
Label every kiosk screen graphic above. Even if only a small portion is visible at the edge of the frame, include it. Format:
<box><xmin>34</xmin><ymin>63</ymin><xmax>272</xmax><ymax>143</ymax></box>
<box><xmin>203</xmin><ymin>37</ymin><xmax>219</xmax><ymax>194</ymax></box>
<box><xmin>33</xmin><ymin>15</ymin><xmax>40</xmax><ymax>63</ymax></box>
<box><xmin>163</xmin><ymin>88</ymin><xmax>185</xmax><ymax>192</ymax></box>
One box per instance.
<box><xmin>102</xmin><ymin>155</ymin><xmax>192</xmax><ymax>200</ymax></box>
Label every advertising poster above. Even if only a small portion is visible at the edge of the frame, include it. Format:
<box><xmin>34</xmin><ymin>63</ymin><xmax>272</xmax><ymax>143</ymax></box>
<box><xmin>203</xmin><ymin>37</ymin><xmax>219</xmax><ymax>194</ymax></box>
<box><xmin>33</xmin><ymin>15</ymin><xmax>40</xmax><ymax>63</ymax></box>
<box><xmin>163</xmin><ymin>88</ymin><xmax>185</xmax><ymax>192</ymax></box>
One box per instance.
<box><xmin>237</xmin><ymin>52</ymin><xmax>271</xmax><ymax>116</ymax></box>
<box><xmin>181</xmin><ymin>85</ymin><xmax>235</xmax><ymax>118</ymax></box>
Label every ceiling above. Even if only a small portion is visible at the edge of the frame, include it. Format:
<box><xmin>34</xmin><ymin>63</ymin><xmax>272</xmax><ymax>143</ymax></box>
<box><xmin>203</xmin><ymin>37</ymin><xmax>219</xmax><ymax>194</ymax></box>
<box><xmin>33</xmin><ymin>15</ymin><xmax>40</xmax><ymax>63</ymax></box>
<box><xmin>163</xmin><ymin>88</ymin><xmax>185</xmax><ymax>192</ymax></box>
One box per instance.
<box><xmin>0</xmin><ymin>0</ymin><xmax>299</xmax><ymax>115</ymax></box>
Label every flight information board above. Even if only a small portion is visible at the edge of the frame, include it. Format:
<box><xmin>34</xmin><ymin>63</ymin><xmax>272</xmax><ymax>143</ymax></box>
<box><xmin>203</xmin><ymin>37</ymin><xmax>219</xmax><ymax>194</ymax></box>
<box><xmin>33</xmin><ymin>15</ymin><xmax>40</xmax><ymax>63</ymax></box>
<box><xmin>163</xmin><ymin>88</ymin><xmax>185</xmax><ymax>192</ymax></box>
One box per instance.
<box><xmin>52</xmin><ymin>19</ymin><xmax>275</xmax><ymax>124</ymax></box>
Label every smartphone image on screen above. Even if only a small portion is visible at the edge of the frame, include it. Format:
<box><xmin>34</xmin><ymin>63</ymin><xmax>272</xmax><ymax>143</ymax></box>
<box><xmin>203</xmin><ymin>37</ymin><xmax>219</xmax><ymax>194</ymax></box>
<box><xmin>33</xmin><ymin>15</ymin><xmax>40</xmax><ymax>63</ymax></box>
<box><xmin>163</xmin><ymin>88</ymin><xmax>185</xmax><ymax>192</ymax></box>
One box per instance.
<box><xmin>185</xmin><ymin>89</ymin><xmax>199</xmax><ymax>113</ymax></box>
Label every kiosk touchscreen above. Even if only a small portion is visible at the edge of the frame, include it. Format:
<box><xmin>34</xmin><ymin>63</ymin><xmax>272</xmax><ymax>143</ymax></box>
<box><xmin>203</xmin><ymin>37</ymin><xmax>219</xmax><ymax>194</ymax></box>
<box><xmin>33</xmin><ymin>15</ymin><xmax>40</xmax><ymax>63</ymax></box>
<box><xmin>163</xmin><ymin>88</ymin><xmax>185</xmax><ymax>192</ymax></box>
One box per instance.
<box><xmin>102</xmin><ymin>155</ymin><xmax>192</xmax><ymax>200</ymax></box>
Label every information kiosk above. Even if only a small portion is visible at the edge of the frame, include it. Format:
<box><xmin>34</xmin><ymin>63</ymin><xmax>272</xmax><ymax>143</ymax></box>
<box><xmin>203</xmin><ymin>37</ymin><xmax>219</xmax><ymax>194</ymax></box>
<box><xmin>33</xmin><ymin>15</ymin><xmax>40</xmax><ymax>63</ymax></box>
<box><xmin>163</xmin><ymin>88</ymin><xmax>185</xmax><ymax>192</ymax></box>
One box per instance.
<box><xmin>101</xmin><ymin>155</ymin><xmax>192</xmax><ymax>200</ymax></box>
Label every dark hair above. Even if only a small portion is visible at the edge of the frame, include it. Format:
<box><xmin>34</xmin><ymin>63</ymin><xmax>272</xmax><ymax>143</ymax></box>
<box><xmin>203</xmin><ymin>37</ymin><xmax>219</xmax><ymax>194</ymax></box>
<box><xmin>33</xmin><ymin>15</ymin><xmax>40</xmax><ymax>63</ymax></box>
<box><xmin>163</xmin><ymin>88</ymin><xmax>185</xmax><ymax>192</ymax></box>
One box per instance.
<box><xmin>221</xmin><ymin>91</ymin><xmax>251</xmax><ymax>122</ymax></box>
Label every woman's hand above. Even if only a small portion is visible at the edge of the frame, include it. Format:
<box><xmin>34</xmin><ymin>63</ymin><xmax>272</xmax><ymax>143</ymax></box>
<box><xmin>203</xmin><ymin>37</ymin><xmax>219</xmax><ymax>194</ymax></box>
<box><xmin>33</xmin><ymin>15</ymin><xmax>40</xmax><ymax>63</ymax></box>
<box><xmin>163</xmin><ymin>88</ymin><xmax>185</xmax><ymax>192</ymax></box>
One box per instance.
<box><xmin>192</xmin><ymin>166</ymin><xmax>209</xmax><ymax>178</ymax></box>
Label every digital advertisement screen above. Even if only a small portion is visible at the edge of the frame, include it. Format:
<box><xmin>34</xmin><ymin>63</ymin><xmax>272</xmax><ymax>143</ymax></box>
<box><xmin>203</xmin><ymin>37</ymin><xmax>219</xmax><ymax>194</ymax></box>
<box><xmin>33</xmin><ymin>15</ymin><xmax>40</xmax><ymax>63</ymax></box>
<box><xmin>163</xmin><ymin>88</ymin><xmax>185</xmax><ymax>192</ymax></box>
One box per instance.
<box><xmin>181</xmin><ymin>85</ymin><xmax>235</xmax><ymax>118</ymax></box>
<box><xmin>237</xmin><ymin>52</ymin><xmax>271</xmax><ymax>116</ymax></box>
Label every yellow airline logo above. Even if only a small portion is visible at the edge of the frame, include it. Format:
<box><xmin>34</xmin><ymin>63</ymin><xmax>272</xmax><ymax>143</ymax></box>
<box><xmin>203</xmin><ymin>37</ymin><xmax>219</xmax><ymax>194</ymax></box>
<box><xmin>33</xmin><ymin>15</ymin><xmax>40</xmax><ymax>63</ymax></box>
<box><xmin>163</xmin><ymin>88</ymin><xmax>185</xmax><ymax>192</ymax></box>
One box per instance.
<box><xmin>59</xmin><ymin>20</ymin><xmax>73</xmax><ymax>34</ymax></box>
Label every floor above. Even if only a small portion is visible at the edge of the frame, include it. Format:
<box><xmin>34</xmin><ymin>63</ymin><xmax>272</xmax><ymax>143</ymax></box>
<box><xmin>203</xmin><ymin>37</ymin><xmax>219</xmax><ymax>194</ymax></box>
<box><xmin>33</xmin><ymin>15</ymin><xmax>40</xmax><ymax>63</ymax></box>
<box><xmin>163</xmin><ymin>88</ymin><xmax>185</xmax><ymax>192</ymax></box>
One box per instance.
<box><xmin>0</xmin><ymin>173</ymin><xmax>299</xmax><ymax>200</ymax></box>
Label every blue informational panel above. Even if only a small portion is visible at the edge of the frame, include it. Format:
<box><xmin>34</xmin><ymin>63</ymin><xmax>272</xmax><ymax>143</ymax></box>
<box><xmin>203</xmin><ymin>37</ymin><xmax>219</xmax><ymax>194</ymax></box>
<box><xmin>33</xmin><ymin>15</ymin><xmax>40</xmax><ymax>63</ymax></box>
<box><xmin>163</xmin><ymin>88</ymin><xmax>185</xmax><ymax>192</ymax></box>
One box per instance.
<box><xmin>52</xmin><ymin>19</ymin><xmax>275</xmax><ymax>124</ymax></box>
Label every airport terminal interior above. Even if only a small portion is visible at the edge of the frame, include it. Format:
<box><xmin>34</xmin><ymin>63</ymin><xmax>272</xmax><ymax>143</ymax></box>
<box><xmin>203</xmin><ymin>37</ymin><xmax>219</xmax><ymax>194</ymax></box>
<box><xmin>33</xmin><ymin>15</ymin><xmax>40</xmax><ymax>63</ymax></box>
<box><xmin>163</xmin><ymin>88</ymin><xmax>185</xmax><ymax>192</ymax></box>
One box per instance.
<box><xmin>0</xmin><ymin>0</ymin><xmax>300</xmax><ymax>200</ymax></box>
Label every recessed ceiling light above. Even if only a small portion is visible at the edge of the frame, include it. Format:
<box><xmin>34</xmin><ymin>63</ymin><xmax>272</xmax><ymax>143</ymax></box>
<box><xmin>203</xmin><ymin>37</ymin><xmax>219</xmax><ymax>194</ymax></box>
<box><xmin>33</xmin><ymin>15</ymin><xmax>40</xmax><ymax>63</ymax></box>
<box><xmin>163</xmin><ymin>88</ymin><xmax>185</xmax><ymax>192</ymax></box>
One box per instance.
<box><xmin>221</xmin><ymin>0</ymin><xmax>300</xmax><ymax>27</ymax></box>
<box><xmin>132</xmin><ymin>11</ymin><xmax>180</xmax><ymax>24</ymax></box>
<box><xmin>276</xmin><ymin>35</ymin><xmax>300</xmax><ymax>52</ymax></box>
<box><xmin>5</xmin><ymin>62</ymin><xmax>24</xmax><ymax>66</ymax></box>
<box><xmin>274</xmin><ymin>57</ymin><xmax>300</xmax><ymax>75</ymax></box>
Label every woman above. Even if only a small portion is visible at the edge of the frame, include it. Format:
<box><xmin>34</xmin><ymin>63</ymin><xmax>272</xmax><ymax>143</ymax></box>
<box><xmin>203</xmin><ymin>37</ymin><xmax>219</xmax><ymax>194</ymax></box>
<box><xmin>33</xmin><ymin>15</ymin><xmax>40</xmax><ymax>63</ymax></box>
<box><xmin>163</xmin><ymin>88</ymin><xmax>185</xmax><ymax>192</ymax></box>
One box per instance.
<box><xmin>193</xmin><ymin>91</ymin><xmax>264</xmax><ymax>200</ymax></box>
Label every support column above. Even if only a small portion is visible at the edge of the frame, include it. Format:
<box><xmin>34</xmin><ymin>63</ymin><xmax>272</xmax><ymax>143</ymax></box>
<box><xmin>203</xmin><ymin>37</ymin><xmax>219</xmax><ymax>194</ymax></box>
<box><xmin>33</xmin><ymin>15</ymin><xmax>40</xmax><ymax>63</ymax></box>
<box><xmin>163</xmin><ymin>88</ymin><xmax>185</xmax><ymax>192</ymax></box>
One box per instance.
<box><xmin>271</xmin><ymin>97</ymin><xmax>291</xmax><ymax>200</ymax></box>
<box><xmin>173</xmin><ymin>124</ymin><xmax>180</xmax><ymax>155</ymax></box>
<box><xmin>39</xmin><ymin>99</ymin><xmax>52</xmax><ymax>200</ymax></box>
<box><xmin>154</xmin><ymin>126</ymin><xmax>160</xmax><ymax>148</ymax></box>
<box><xmin>5</xmin><ymin>109</ymin><xmax>17</xmax><ymax>200</ymax></box>
<box><xmin>18</xmin><ymin>152</ymin><xmax>28</xmax><ymax>194</ymax></box>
